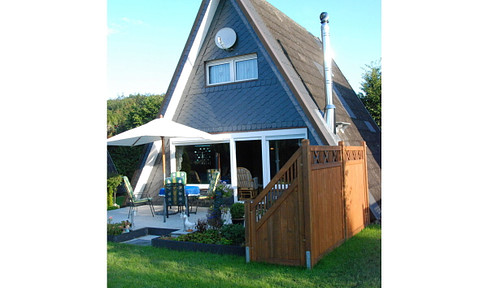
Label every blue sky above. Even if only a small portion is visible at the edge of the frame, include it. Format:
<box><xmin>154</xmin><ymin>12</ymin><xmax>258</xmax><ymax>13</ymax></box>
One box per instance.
<box><xmin>107</xmin><ymin>0</ymin><xmax>381</xmax><ymax>99</ymax></box>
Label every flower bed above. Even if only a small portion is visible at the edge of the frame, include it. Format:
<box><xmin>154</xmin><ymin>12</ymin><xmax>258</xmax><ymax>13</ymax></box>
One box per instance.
<box><xmin>148</xmin><ymin>186</ymin><xmax>246</xmax><ymax>256</ymax></box>
<box><xmin>107</xmin><ymin>227</ymin><xmax>177</xmax><ymax>243</ymax></box>
<box><xmin>151</xmin><ymin>237</ymin><xmax>245</xmax><ymax>256</ymax></box>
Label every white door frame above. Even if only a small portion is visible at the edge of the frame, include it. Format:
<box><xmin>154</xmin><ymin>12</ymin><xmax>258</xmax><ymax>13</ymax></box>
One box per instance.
<box><xmin>170</xmin><ymin>128</ymin><xmax>307</xmax><ymax>201</ymax></box>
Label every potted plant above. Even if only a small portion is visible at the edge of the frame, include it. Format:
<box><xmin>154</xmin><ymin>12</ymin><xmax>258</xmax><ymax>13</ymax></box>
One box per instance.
<box><xmin>207</xmin><ymin>181</ymin><xmax>233</xmax><ymax>228</ymax></box>
<box><xmin>230</xmin><ymin>202</ymin><xmax>245</xmax><ymax>225</ymax></box>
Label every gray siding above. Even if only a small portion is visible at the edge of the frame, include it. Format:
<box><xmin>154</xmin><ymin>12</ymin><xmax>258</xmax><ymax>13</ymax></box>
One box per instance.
<box><xmin>172</xmin><ymin>0</ymin><xmax>307</xmax><ymax>133</ymax></box>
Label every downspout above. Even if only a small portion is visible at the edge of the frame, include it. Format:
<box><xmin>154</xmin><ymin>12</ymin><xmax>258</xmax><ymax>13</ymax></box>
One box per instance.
<box><xmin>320</xmin><ymin>12</ymin><xmax>335</xmax><ymax>133</ymax></box>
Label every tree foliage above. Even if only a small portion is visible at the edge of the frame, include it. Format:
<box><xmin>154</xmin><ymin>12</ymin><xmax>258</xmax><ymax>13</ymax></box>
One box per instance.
<box><xmin>107</xmin><ymin>94</ymin><xmax>165</xmax><ymax>180</ymax></box>
<box><xmin>358</xmin><ymin>61</ymin><xmax>381</xmax><ymax>128</ymax></box>
<box><xmin>107</xmin><ymin>94</ymin><xmax>165</xmax><ymax>138</ymax></box>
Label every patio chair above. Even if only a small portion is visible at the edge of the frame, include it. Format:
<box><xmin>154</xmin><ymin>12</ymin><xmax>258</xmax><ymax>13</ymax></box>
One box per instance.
<box><xmin>164</xmin><ymin>176</ymin><xmax>186</xmax><ymax>218</ymax></box>
<box><xmin>237</xmin><ymin>167</ymin><xmax>259</xmax><ymax>200</ymax></box>
<box><xmin>170</xmin><ymin>171</ymin><xmax>199</xmax><ymax>214</ymax></box>
<box><xmin>171</xmin><ymin>171</ymin><xmax>199</xmax><ymax>213</ymax></box>
<box><xmin>199</xmin><ymin>169</ymin><xmax>220</xmax><ymax>201</ymax></box>
<box><xmin>207</xmin><ymin>169</ymin><xmax>221</xmax><ymax>195</ymax></box>
<box><xmin>123</xmin><ymin>176</ymin><xmax>155</xmax><ymax>218</ymax></box>
<box><xmin>170</xmin><ymin>171</ymin><xmax>187</xmax><ymax>185</ymax></box>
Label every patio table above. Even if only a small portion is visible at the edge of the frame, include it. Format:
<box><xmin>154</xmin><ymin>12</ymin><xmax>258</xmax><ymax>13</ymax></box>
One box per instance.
<box><xmin>159</xmin><ymin>186</ymin><xmax>200</xmax><ymax>222</ymax></box>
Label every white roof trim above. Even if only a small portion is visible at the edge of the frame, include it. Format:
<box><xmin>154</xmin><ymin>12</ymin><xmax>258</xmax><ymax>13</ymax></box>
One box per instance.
<box><xmin>164</xmin><ymin>0</ymin><xmax>220</xmax><ymax>121</ymax></box>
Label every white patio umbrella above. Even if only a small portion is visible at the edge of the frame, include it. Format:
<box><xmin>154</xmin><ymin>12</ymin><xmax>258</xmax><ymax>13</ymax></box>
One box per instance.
<box><xmin>107</xmin><ymin>115</ymin><xmax>212</xmax><ymax>176</ymax></box>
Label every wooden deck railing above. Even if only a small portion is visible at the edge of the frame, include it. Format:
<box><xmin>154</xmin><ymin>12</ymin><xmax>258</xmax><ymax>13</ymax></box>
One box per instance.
<box><xmin>245</xmin><ymin>139</ymin><xmax>370</xmax><ymax>268</ymax></box>
<box><xmin>250</xmin><ymin>148</ymin><xmax>301</xmax><ymax>223</ymax></box>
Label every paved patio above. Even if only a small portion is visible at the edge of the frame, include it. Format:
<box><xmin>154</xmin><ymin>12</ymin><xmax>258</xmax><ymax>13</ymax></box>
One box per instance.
<box><xmin>107</xmin><ymin>204</ymin><xmax>231</xmax><ymax>231</ymax></box>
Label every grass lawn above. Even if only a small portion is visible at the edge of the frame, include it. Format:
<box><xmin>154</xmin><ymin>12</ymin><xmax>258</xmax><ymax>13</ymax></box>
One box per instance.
<box><xmin>107</xmin><ymin>224</ymin><xmax>381</xmax><ymax>287</ymax></box>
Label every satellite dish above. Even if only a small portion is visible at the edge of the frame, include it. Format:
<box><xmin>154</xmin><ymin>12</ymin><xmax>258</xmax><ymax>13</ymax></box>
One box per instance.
<box><xmin>215</xmin><ymin>27</ymin><xmax>237</xmax><ymax>50</ymax></box>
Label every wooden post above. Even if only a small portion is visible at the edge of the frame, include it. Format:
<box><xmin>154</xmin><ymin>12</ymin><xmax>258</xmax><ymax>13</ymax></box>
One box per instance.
<box><xmin>159</xmin><ymin>115</ymin><xmax>167</xmax><ymax>179</ymax></box>
<box><xmin>339</xmin><ymin>141</ymin><xmax>347</xmax><ymax>240</ymax></box>
<box><xmin>244</xmin><ymin>201</ymin><xmax>254</xmax><ymax>261</ymax></box>
<box><xmin>300</xmin><ymin>139</ymin><xmax>312</xmax><ymax>267</ymax></box>
<box><xmin>362</xmin><ymin>141</ymin><xmax>370</xmax><ymax>226</ymax></box>
<box><xmin>161</xmin><ymin>136</ymin><xmax>166</xmax><ymax>178</ymax></box>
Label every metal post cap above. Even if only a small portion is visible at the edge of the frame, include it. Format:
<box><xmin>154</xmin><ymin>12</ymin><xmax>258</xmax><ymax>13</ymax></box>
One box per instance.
<box><xmin>320</xmin><ymin>12</ymin><xmax>329</xmax><ymax>23</ymax></box>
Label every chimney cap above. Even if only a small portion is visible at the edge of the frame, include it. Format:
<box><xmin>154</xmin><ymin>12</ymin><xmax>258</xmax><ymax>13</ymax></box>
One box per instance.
<box><xmin>320</xmin><ymin>12</ymin><xmax>329</xmax><ymax>24</ymax></box>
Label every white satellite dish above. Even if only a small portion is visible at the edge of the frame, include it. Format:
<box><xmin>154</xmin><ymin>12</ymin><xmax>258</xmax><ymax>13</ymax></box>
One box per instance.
<box><xmin>215</xmin><ymin>27</ymin><xmax>237</xmax><ymax>50</ymax></box>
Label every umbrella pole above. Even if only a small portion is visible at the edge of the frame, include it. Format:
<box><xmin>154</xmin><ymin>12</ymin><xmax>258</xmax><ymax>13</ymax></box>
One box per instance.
<box><xmin>161</xmin><ymin>136</ymin><xmax>166</xmax><ymax>178</ymax></box>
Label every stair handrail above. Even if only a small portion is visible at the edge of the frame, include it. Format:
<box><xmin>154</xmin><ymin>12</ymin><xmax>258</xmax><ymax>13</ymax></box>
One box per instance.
<box><xmin>249</xmin><ymin>145</ymin><xmax>303</xmax><ymax>222</ymax></box>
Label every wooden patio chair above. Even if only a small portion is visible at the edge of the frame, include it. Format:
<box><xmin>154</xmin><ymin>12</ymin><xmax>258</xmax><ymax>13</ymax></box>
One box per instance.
<box><xmin>237</xmin><ymin>167</ymin><xmax>259</xmax><ymax>200</ymax></box>
<box><xmin>164</xmin><ymin>176</ymin><xmax>186</xmax><ymax>218</ymax></box>
<box><xmin>123</xmin><ymin>176</ymin><xmax>155</xmax><ymax>218</ymax></box>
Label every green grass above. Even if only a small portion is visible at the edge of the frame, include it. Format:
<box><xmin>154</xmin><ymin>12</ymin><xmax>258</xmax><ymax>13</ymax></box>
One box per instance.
<box><xmin>107</xmin><ymin>224</ymin><xmax>381</xmax><ymax>287</ymax></box>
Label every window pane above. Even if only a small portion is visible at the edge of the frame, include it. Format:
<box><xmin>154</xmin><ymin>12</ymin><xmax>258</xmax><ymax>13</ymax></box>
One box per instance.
<box><xmin>176</xmin><ymin>144</ymin><xmax>231</xmax><ymax>184</ymax></box>
<box><xmin>209</xmin><ymin>63</ymin><xmax>230</xmax><ymax>84</ymax></box>
<box><xmin>269</xmin><ymin>139</ymin><xmax>301</xmax><ymax>179</ymax></box>
<box><xmin>236</xmin><ymin>58</ymin><xmax>258</xmax><ymax>81</ymax></box>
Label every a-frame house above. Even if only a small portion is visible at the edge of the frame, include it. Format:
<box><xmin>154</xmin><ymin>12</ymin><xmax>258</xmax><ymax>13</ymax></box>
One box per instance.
<box><xmin>131</xmin><ymin>0</ymin><xmax>381</xmax><ymax>219</ymax></box>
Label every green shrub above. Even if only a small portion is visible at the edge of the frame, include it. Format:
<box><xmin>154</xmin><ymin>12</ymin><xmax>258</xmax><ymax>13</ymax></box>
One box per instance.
<box><xmin>107</xmin><ymin>217</ymin><xmax>131</xmax><ymax>235</ymax></box>
<box><xmin>173</xmin><ymin>225</ymin><xmax>244</xmax><ymax>246</ymax></box>
<box><xmin>107</xmin><ymin>175</ymin><xmax>122</xmax><ymax>209</ymax></box>
<box><xmin>176</xmin><ymin>229</ymin><xmax>222</xmax><ymax>244</ymax></box>
<box><xmin>115</xmin><ymin>195</ymin><xmax>126</xmax><ymax>207</ymax></box>
<box><xmin>220</xmin><ymin>224</ymin><xmax>245</xmax><ymax>246</ymax></box>
<box><xmin>230</xmin><ymin>202</ymin><xmax>245</xmax><ymax>219</ymax></box>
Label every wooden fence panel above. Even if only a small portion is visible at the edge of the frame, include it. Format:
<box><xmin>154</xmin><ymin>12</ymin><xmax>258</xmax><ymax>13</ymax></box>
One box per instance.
<box><xmin>343</xmin><ymin>144</ymin><xmax>370</xmax><ymax>237</ymax></box>
<box><xmin>310</xmin><ymin>165</ymin><xmax>344</xmax><ymax>266</ymax></box>
<box><xmin>254</xmin><ymin>185</ymin><xmax>302</xmax><ymax>266</ymax></box>
<box><xmin>245</xmin><ymin>140</ymin><xmax>369</xmax><ymax>268</ymax></box>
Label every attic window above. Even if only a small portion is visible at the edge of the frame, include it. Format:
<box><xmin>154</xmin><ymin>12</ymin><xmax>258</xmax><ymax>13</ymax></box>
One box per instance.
<box><xmin>333</xmin><ymin>85</ymin><xmax>356</xmax><ymax>118</ymax></box>
<box><xmin>206</xmin><ymin>54</ymin><xmax>258</xmax><ymax>85</ymax></box>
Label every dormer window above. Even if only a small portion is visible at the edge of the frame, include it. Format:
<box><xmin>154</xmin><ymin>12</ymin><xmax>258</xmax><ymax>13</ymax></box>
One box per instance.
<box><xmin>206</xmin><ymin>54</ymin><xmax>258</xmax><ymax>85</ymax></box>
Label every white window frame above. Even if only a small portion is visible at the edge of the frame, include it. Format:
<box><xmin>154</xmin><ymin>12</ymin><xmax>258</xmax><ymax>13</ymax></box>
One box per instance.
<box><xmin>206</xmin><ymin>54</ymin><xmax>258</xmax><ymax>86</ymax></box>
<box><xmin>169</xmin><ymin>128</ymin><xmax>307</xmax><ymax>202</ymax></box>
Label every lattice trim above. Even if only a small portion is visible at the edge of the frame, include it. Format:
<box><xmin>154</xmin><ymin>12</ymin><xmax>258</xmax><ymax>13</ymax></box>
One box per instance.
<box><xmin>312</xmin><ymin>150</ymin><xmax>340</xmax><ymax>165</ymax></box>
<box><xmin>345</xmin><ymin>149</ymin><xmax>364</xmax><ymax>161</ymax></box>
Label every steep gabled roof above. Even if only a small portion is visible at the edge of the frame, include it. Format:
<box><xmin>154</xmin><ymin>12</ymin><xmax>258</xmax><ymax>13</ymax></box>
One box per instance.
<box><xmin>158</xmin><ymin>0</ymin><xmax>381</xmax><ymax>214</ymax></box>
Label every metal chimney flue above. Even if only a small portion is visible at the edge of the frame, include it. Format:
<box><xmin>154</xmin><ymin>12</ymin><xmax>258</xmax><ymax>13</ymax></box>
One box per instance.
<box><xmin>320</xmin><ymin>12</ymin><xmax>335</xmax><ymax>133</ymax></box>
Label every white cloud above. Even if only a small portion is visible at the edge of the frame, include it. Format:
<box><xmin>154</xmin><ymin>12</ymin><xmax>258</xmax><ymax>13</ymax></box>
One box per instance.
<box><xmin>121</xmin><ymin>17</ymin><xmax>143</xmax><ymax>25</ymax></box>
<box><xmin>107</xmin><ymin>26</ymin><xmax>118</xmax><ymax>36</ymax></box>
<box><xmin>107</xmin><ymin>18</ymin><xmax>145</xmax><ymax>36</ymax></box>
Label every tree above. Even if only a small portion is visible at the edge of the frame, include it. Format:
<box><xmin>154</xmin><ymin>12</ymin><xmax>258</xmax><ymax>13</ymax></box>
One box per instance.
<box><xmin>107</xmin><ymin>94</ymin><xmax>165</xmax><ymax>179</ymax></box>
<box><xmin>358</xmin><ymin>60</ymin><xmax>381</xmax><ymax>128</ymax></box>
<box><xmin>107</xmin><ymin>94</ymin><xmax>165</xmax><ymax>137</ymax></box>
